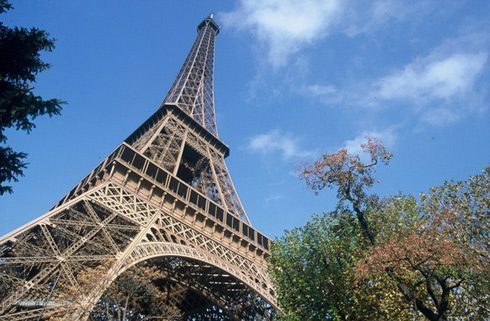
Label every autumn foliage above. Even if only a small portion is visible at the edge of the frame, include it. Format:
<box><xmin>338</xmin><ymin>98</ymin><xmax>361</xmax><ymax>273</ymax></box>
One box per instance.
<box><xmin>300</xmin><ymin>137</ymin><xmax>392</xmax><ymax>244</ymax></box>
<box><xmin>270</xmin><ymin>137</ymin><xmax>489</xmax><ymax>321</ymax></box>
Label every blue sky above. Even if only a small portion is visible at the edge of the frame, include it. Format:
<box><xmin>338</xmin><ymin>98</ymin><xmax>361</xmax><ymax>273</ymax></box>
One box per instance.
<box><xmin>1</xmin><ymin>0</ymin><xmax>489</xmax><ymax>238</ymax></box>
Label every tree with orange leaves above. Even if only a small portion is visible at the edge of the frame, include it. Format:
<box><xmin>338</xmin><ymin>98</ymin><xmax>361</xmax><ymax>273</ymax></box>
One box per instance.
<box><xmin>300</xmin><ymin>137</ymin><xmax>392</xmax><ymax>244</ymax></box>
<box><xmin>269</xmin><ymin>137</ymin><xmax>489</xmax><ymax>320</ymax></box>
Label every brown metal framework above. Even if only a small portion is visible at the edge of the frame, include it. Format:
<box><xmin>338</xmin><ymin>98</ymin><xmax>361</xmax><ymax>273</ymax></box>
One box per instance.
<box><xmin>0</xmin><ymin>15</ymin><xmax>277</xmax><ymax>320</ymax></box>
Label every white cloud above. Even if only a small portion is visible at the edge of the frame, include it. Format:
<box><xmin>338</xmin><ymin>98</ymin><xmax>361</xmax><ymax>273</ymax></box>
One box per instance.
<box><xmin>246</xmin><ymin>130</ymin><xmax>315</xmax><ymax>159</ymax></box>
<box><xmin>342</xmin><ymin>129</ymin><xmax>396</xmax><ymax>156</ymax></box>
<box><xmin>223</xmin><ymin>1</ymin><xmax>489</xmax><ymax>128</ymax></box>
<box><xmin>265</xmin><ymin>194</ymin><xmax>285</xmax><ymax>204</ymax></box>
<box><xmin>375</xmin><ymin>52</ymin><xmax>488</xmax><ymax>103</ymax></box>
<box><xmin>420</xmin><ymin>108</ymin><xmax>461</xmax><ymax>126</ymax></box>
<box><xmin>303</xmin><ymin>49</ymin><xmax>488</xmax><ymax>126</ymax></box>
<box><xmin>343</xmin><ymin>0</ymin><xmax>424</xmax><ymax>36</ymax></box>
<box><xmin>302</xmin><ymin>84</ymin><xmax>345</xmax><ymax>106</ymax></box>
<box><xmin>222</xmin><ymin>0</ymin><xmax>342</xmax><ymax>68</ymax></box>
<box><xmin>222</xmin><ymin>0</ymin><xmax>427</xmax><ymax>68</ymax></box>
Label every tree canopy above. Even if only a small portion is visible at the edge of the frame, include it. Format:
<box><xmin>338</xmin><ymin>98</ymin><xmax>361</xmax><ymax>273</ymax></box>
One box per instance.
<box><xmin>269</xmin><ymin>138</ymin><xmax>489</xmax><ymax>320</ymax></box>
<box><xmin>0</xmin><ymin>0</ymin><xmax>64</xmax><ymax>195</ymax></box>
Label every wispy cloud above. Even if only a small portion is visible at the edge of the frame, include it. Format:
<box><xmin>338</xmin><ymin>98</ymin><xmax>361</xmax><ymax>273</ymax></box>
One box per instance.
<box><xmin>342</xmin><ymin>129</ymin><xmax>397</xmax><ymax>156</ymax></box>
<box><xmin>246</xmin><ymin>130</ymin><xmax>316</xmax><ymax>159</ymax></box>
<box><xmin>222</xmin><ymin>0</ymin><xmax>342</xmax><ymax>68</ymax></box>
<box><xmin>305</xmin><ymin>50</ymin><xmax>487</xmax><ymax>104</ymax></box>
<box><xmin>343</xmin><ymin>0</ymin><xmax>434</xmax><ymax>36</ymax></box>
<box><xmin>373</xmin><ymin>52</ymin><xmax>487</xmax><ymax>104</ymax></box>
<box><xmin>419</xmin><ymin>108</ymin><xmax>462</xmax><ymax>126</ymax></box>
<box><xmin>303</xmin><ymin>46</ymin><xmax>488</xmax><ymax>127</ymax></box>
<box><xmin>265</xmin><ymin>194</ymin><xmax>285</xmax><ymax>204</ymax></box>
<box><xmin>222</xmin><ymin>1</ymin><xmax>489</xmax><ymax>129</ymax></box>
<box><xmin>222</xmin><ymin>0</ymin><xmax>429</xmax><ymax>68</ymax></box>
<box><xmin>302</xmin><ymin>84</ymin><xmax>345</xmax><ymax>106</ymax></box>
<box><xmin>373</xmin><ymin>51</ymin><xmax>488</xmax><ymax>126</ymax></box>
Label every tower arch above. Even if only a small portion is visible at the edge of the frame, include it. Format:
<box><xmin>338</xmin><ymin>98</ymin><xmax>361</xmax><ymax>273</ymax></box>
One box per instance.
<box><xmin>78</xmin><ymin>242</ymin><xmax>277</xmax><ymax>320</ymax></box>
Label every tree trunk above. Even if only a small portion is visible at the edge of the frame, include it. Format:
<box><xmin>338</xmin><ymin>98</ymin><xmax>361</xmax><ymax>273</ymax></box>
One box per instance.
<box><xmin>122</xmin><ymin>294</ymin><xmax>130</xmax><ymax>321</ymax></box>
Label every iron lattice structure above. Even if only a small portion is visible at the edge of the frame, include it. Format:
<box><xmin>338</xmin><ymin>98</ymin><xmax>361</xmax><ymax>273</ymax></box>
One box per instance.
<box><xmin>0</xmin><ymin>16</ymin><xmax>278</xmax><ymax>320</ymax></box>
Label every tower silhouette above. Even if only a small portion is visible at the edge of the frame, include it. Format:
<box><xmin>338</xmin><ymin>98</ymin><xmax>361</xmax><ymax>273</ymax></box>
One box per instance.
<box><xmin>0</xmin><ymin>15</ymin><xmax>277</xmax><ymax>320</ymax></box>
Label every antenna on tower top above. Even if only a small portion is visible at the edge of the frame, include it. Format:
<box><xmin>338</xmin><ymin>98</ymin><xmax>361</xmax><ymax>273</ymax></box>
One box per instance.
<box><xmin>196</xmin><ymin>13</ymin><xmax>220</xmax><ymax>34</ymax></box>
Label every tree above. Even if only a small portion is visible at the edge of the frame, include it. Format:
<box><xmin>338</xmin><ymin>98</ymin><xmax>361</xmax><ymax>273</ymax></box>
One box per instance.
<box><xmin>0</xmin><ymin>0</ymin><xmax>64</xmax><ymax>195</ymax></box>
<box><xmin>357</xmin><ymin>172</ymin><xmax>489</xmax><ymax>320</ymax></box>
<box><xmin>269</xmin><ymin>137</ymin><xmax>489</xmax><ymax>320</ymax></box>
<box><xmin>299</xmin><ymin>137</ymin><xmax>392</xmax><ymax>244</ymax></box>
<box><xmin>269</xmin><ymin>211</ymin><xmax>412</xmax><ymax>321</ymax></box>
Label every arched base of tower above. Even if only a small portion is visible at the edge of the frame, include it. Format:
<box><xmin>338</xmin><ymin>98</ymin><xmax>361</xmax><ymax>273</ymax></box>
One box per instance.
<box><xmin>86</xmin><ymin>257</ymin><xmax>277</xmax><ymax>321</ymax></box>
<box><xmin>0</xmin><ymin>183</ymin><xmax>278</xmax><ymax>321</ymax></box>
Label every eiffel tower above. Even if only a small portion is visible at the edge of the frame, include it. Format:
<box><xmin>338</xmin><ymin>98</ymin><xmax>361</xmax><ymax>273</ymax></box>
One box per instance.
<box><xmin>0</xmin><ymin>15</ymin><xmax>278</xmax><ymax>320</ymax></box>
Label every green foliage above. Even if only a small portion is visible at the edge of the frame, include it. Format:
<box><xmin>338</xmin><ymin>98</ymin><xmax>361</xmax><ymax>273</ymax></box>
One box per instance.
<box><xmin>269</xmin><ymin>212</ymin><xmax>357</xmax><ymax>320</ymax></box>
<box><xmin>272</xmin><ymin>137</ymin><xmax>489</xmax><ymax>320</ymax></box>
<box><xmin>375</xmin><ymin>171</ymin><xmax>489</xmax><ymax>319</ymax></box>
<box><xmin>419</xmin><ymin>169</ymin><xmax>489</xmax><ymax>318</ymax></box>
<box><xmin>0</xmin><ymin>0</ymin><xmax>64</xmax><ymax>194</ymax></box>
<box><xmin>0</xmin><ymin>146</ymin><xmax>26</xmax><ymax>193</ymax></box>
<box><xmin>270</xmin><ymin>210</ymin><xmax>413</xmax><ymax>321</ymax></box>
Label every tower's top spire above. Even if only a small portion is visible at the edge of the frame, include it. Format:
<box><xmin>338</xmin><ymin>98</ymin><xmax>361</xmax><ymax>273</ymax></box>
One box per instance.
<box><xmin>163</xmin><ymin>15</ymin><xmax>220</xmax><ymax>136</ymax></box>
<box><xmin>198</xmin><ymin>13</ymin><xmax>220</xmax><ymax>34</ymax></box>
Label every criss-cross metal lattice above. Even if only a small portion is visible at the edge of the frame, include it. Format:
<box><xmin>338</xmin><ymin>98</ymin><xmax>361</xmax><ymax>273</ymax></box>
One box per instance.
<box><xmin>164</xmin><ymin>15</ymin><xmax>219</xmax><ymax>137</ymax></box>
<box><xmin>0</xmin><ymin>15</ymin><xmax>277</xmax><ymax>321</ymax></box>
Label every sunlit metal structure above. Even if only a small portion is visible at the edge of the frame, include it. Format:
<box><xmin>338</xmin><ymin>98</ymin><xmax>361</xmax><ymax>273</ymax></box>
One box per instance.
<box><xmin>0</xmin><ymin>15</ymin><xmax>277</xmax><ymax>320</ymax></box>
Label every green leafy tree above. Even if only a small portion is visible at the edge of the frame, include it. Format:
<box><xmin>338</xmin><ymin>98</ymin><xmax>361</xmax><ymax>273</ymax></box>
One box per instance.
<box><xmin>270</xmin><ymin>137</ymin><xmax>489</xmax><ymax>320</ymax></box>
<box><xmin>269</xmin><ymin>211</ymin><xmax>412</xmax><ymax>321</ymax></box>
<box><xmin>358</xmin><ymin>172</ymin><xmax>489</xmax><ymax>320</ymax></box>
<box><xmin>0</xmin><ymin>0</ymin><xmax>64</xmax><ymax>195</ymax></box>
